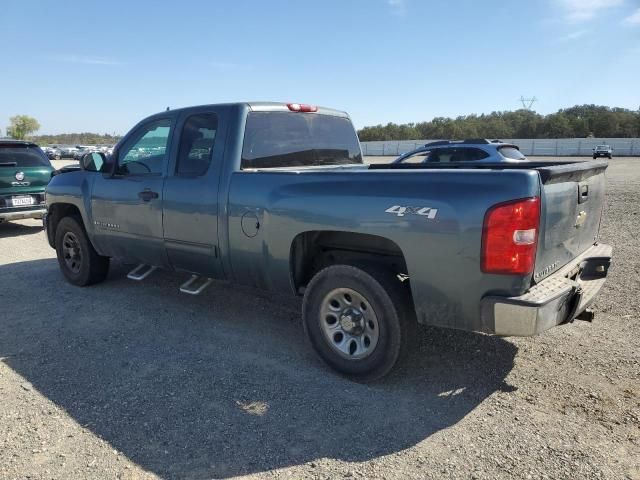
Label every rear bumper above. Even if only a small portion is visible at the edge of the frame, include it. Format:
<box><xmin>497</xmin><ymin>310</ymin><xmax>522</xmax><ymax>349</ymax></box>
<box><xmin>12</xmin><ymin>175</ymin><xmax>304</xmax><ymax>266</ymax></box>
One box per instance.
<box><xmin>480</xmin><ymin>243</ymin><xmax>612</xmax><ymax>336</ymax></box>
<box><xmin>0</xmin><ymin>207</ymin><xmax>47</xmax><ymax>223</ymax></box>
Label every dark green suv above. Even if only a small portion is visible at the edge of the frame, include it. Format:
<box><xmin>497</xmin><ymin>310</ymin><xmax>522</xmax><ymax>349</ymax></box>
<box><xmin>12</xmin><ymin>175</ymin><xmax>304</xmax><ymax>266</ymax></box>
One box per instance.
<box><xmin>0</xmin><ymin>140</ymin><xmax>53</xmax><ymax>223</ymax></box>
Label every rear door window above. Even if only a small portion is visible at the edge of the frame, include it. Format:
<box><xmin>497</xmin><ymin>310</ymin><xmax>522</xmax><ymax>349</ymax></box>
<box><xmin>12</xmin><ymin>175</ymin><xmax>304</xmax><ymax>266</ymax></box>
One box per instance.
<box><xmin>176</xmin><ymin>113</ymin><xmax>218</xmax><ymax>176</ymax></box>
<box><xmin>241</xmin><ymin>112</ymin><xmax>362</xmax><ymax>169</ymax></box>
<box><xmin>0</xmin><ymin>144</ymin><xmax>51</xmax><ymax>167</ymax></box>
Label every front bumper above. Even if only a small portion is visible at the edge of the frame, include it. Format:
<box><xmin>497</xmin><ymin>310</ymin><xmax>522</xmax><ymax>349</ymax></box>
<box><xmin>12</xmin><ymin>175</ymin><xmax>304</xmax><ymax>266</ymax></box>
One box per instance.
<box><xmin>0</xmin><ymin>207</ymin><xmax>47</xmax><ymax>223</ymax></box>
<box><xmin>480</xmin><ymin>243</ymin><xmax>612</xmax><ymax>336</ymax></box>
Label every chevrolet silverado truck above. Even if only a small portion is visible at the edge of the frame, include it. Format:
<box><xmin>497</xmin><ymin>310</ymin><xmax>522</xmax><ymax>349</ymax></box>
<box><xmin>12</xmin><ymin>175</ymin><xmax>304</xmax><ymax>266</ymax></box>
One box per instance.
<box><xmin>1</xmin><ymin>140</ymin><xmax>53</xmax><ymax>223</ymax></box>
<box><xmin>44</xmin><ymin>102</ymin><xmax>612</xmax><ymax>381</ymax></box>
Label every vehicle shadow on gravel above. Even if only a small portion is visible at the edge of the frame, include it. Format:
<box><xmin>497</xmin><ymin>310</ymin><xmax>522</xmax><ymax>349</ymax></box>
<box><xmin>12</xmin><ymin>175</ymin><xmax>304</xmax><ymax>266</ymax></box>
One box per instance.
<box><xmin>0</xmin><ymin>221</ymin><xmax>43</xmax><ymax>239</ymax></box>
<box><xmin>1</xmin><ymin>259</ymin><xmax>518</xmax><ymax>479</ymax></box>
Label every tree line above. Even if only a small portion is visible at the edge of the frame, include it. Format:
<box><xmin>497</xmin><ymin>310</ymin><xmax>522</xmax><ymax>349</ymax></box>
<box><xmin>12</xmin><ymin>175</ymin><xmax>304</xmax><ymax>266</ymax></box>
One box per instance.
<box><xmin>31</xmin><ymin>132</ymin><xmax>122</xmax><ymax>146</ymax></box>
<box><xmin>5</xmin><ymin>104</ymin><xmax>640</xmax><ymax>145</ymax></box>
<box><xmin>2</xmin><ymin>115</ymin><xmax>121</xmax><ymax>145</ymax></box>
<box><xmin>357</xmin><ymin>105</ymin><xmax>640</xmax><ymax>141</ymax></box>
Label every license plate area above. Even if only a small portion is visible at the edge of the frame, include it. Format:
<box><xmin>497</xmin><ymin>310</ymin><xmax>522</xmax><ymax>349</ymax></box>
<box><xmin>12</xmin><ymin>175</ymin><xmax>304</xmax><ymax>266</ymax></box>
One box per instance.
<box><xmin>10</xmin><ymin>195</ymin><xmax>35</xmax><ymax>207</ymax></box>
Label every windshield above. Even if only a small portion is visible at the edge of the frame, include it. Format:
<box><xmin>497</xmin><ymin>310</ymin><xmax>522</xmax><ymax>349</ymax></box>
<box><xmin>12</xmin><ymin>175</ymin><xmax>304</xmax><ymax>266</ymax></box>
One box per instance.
<box><xmin>0</xmin><ymin>144</ymin><xmax>51</xmax><ymax>167</ymax></box>
<box><xmin>241</xmin><ymin>112</ymin><xmax>362</xmax><ymax>169</ymax></box>
<box><xmin>396</xmin><ymin>151</ymin><xmax>430</xmax><ymax>164</ymax></box>
<box><xmin>596</xmin><ymin>145</ymin><xmax>609</xmax><ymax>149</ymax></box>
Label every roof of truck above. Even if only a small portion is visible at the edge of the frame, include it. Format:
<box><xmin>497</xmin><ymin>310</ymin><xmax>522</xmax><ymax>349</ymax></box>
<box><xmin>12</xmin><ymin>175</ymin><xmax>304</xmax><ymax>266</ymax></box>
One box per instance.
<box><xmin>148</xmin><ymin>102</ymin><xmax>349</xmax><ymax>118</ymax></box>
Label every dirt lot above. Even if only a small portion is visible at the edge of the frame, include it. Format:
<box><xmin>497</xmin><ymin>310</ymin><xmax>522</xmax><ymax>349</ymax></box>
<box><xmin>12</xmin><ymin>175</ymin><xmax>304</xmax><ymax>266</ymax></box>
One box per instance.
<box><xmin>1</xmin><ymin>158</ymin><xmax>638</xmax><ymax>479</ymax></box>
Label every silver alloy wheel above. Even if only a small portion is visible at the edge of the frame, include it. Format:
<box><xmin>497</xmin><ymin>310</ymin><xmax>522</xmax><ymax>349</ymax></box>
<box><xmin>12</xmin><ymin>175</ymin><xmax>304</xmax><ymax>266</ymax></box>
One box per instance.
<box><xmin>62</xmin><ymin>231</ymin><xmax>82</xmax><ymax>273</ymax></box>
<box><xmin>319</xmin><ymin>287</ymin><xmax>379</xmax><ymax>360</ymax></box>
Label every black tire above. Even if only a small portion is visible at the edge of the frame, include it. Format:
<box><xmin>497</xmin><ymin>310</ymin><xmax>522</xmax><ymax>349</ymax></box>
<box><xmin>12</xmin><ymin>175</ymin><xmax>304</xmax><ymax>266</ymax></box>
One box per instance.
<box><xmin>302</xmin><ymin>264</ymin><xmax>416</xmax><ymax>382</ymax></box>
<box><xmin>55</xmin><ymin>216</ymin><xmax>109</xmax><ymax>286</ymax></box>
<box><xmin>593</xmin><ymin>155</ymin><xmax>597</xmax><ymax>159</ymax></box>
<box><xmin>608</xmin><ymin>155</ymin><xmax>612</xmax><ymax>159</ymax></box>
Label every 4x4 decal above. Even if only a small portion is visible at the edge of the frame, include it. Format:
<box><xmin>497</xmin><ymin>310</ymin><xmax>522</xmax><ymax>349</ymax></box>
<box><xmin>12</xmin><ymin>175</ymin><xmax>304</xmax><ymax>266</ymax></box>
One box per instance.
<box><xmin>385</xmin><ymin>205</ymin><xmax>438</xmax><ymax>219</ymax></box>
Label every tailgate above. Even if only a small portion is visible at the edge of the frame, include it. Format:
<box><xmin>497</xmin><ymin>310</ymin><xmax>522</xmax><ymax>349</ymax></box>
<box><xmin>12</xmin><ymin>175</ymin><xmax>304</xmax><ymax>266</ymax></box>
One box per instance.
<box><xmin>533</xmin><ymin>160</ymin><xmax>608</xmax><ymax>282</ymax></box>
<box><xmin>0</xmin><ymin>165</ymin><xmax>52</xmax><ymax>192</ymax></box>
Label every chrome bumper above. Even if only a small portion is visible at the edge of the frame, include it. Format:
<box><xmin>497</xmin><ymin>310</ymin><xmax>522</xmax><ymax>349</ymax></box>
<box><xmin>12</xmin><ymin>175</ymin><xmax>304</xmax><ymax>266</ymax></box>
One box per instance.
<box><xmin>0</xmin><ymin>208</ymin><xmax>47</xmax><ymax>223</ymax></box>
<box><xmin>480</xmin><ymin>243</ymin><xmax>612</xmax><ymax>336</ymax></box>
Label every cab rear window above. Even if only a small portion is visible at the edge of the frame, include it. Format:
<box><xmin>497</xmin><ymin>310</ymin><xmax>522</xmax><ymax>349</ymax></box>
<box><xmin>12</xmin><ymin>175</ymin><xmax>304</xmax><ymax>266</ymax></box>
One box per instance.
<box><xmin>241</xmin><ymin>112</ymin><xmax>362</xmax><ymax>169</ymax></box>
<box><xmin>0</xmin><ymin>144</ymin><xmax>51</xmax><ymax>167</ymax></box>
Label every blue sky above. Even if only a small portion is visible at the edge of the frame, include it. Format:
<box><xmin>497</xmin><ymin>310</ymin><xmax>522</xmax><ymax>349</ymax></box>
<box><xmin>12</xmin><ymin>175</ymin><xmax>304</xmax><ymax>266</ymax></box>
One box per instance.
<box><xmin>1</xmin><ymin>0</ymin><xmax>639</xmax><ymax>135</ymax></box>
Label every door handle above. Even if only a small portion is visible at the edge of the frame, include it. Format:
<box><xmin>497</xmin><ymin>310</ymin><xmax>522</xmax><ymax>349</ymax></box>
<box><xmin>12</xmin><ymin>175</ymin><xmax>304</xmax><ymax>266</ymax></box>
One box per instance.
<box><xmin>138</xmin><ymin>189</ymin><xmax>159</xmax><ymax>202</ymax></box>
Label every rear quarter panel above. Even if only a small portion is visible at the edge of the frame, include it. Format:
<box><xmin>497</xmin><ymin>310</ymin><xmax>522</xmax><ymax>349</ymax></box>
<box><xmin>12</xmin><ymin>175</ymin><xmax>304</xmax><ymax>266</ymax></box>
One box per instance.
<box><xmin>226</xmin><ymin>168</ymin><xmax>541</xmax><ymax>331</ymax></box>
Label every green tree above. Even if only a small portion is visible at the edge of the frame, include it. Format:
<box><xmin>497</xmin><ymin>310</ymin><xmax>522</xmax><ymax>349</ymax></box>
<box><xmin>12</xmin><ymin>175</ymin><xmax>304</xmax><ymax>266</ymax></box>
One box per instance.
<box><xmin>7</xmin><ymin>115</ymin><xmax>40</xmax><ymax>139</ymax></box>
<box><xmin>357</xmin><ymin>105</ymin><xmax>640</xmax><ymax>141</ymax></box>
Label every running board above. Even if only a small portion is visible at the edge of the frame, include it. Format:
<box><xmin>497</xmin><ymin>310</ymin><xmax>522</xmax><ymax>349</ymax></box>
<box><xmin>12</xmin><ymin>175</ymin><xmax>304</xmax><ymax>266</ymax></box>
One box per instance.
<box><xmin>127</xmin><ymin>264</ymin><xmax>157</xmax><ymax>281</ymax></box>
<box><xmin>180</xmin><ymin>275</ymin><xmax>213</xmax><ymax>295</ymax></box>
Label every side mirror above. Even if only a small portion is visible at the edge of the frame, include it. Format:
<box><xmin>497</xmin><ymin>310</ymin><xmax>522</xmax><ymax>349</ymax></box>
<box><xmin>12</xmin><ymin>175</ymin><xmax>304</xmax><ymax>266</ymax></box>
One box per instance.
<box><xmin>81</xmin><ymin>152</ymin><xmax>106</xmax><ymax>172</ymax></box>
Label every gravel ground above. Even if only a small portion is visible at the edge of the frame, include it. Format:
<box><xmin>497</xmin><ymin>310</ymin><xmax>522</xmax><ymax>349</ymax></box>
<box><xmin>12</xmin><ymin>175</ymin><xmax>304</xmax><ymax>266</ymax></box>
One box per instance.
<box><xmin>0</xmin><ymin>158</ymin><xmax>638</xmax><ymax>480</ymax></box>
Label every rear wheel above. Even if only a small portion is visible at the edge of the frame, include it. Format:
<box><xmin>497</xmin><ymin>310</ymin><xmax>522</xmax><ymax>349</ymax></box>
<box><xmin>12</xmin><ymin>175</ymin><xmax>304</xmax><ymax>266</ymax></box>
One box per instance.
<box><xmin>302</xmin><ymin>264</ymin><xmax>416</xmax><ymax>382</ymax></box>
<box><xmin>55</xmin><ymin>216</ymin><xmax>109</xmax><ymax>286</ymax></box>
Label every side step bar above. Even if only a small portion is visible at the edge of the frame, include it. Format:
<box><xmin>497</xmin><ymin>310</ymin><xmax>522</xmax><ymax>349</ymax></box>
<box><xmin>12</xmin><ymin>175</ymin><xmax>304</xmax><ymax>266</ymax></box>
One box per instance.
<box><xmin>127</xmin><ymin>264</ymin><xmax>157</xmax><ymax>281</ymax></box>
<box><xmin>180</xmin><ymin>275</ymin><xmax>213</xmax><ymax>295</ymax></box>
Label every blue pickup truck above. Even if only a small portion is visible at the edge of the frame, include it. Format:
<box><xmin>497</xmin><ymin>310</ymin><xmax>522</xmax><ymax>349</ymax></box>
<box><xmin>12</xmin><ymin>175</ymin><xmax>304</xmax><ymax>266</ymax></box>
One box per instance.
<box><xmin>44</xmin><ymin>102</ymin><xmax>612</xmax><ymax>380</ymax></box>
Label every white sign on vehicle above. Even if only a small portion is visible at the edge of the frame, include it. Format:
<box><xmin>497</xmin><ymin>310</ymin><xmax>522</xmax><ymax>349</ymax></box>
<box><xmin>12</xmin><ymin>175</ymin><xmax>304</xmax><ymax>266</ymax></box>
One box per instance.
<box><xmin>11</xmin><ymin>196</ymin><xmax>35</xmax><ymax>207</ymax></box>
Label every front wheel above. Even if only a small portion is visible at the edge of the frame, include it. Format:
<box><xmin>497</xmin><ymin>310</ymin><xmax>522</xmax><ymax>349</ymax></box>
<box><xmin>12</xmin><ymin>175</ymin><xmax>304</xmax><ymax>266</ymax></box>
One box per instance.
<box><xmin>302</xmin><ymin>264</ymin><xmax>416</xmax><ymax>382</ymax></box>
<box><xmin>55</xmin><ymin>216</ymin><xmax>109</xmax><ymax>286</ymax></box>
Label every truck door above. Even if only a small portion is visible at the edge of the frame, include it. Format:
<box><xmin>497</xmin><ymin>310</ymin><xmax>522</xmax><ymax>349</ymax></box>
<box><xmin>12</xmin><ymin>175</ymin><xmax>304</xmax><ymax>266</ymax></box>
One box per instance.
<box><xmin>162</xmin><ymin>109</ymin><xmax>226</xmax><ymax>278</ymax></box>
<box><xmin>90</xmin><ymin>117</ymin><xmax>173</xmax><ymax>267</ymax></box>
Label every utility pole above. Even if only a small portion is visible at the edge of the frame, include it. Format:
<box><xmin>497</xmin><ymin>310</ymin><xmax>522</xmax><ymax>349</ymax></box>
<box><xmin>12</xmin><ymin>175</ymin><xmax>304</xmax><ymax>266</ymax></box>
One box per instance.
<box><xmin>519</xmin><ymin>96</ymin><xmax>537</xmax><ymax>110</ymax></box>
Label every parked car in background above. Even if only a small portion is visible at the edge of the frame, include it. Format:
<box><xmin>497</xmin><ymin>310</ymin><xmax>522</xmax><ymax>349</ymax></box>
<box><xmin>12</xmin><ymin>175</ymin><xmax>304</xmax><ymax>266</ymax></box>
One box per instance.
<box><xmin>73</xmin><ymin>146</ymin><xmax>97</xmax><ymax>160</ymax></box>
<box><xmin>58</xmin><ymin>145</ymin><xmax>79</xmax><ymax>158</ymax></box>
<box><xmin>0</xmin><ymin>139</ymin><xmax>53</xmax><ymax>223</ymax></box>
<box><xmin>593</xmin><ymin>144</ymin><xmax>612</xmax><ymax>159</ymax></box>
<box><xmin>41</xmin><ymin>146</ymin><xmax>62</xmax><ymax>160</ymax></box>
<box><xmin>393</xmin><ymin>139</ymin><xmax>528</xmax><ymax>164</ymax></box>
<box><xmin>44</xmin><ymin>102</ymin><xmax>612</xmax><ymax>381</ymax></box>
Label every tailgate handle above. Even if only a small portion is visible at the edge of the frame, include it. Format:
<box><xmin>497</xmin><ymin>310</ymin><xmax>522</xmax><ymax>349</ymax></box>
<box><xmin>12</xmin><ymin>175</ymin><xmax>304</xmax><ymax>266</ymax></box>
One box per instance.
<box><xmin>578</xmin><ymin>184</ymin><xmax>589</xmax><ymax>204</ymax></box>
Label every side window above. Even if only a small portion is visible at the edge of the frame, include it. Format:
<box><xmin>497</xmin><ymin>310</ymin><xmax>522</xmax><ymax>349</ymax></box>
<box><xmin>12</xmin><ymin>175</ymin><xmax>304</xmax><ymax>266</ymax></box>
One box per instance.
<box><xmin>117</xmin><ymin>119</ymin><xmax>171</xmax><ymax>175</ymax></box>
<box><xmin>457</xmin><ymin>148</ymin><xmax>489</xmax><ymax>161</ymax></box>
<box><xmin>427</xmin><ymin>148</ymin><xmax>448</xmax><ymax>162</ymax></box>
<box><xmin>176</xmin><ymin>113</ymin><xmax>218</xmax><ymax>176</ymax></box>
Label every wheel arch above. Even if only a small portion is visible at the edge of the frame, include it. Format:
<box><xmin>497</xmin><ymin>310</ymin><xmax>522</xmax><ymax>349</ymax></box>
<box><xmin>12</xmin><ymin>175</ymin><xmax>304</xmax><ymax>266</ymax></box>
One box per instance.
<box><xmin>289</xmin><ymin>230</ymin><xmax>410</xmax><ymax>295</ymax></box>
<box><xmin>46</xmin><ymin>203</ymin><xmax>85</xmax><ymax>248</ymax></box>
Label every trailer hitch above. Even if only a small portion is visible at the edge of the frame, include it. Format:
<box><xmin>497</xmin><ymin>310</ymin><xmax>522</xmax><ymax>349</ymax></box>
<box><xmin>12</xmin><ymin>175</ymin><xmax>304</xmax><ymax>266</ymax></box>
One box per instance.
<box><xmin>575</xmin><ymin>308</ymin><xmax>595</xmax><ymax>322</ymax></box>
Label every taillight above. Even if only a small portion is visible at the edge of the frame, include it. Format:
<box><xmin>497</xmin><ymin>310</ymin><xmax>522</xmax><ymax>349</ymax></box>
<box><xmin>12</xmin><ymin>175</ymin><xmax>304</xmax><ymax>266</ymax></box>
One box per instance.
<box><xmin>287</xmin><ymin>103</ymin><xmax>318</xmax><ymax>112</ymax></box>
<box><xmin>481</xmin><ymin>197</ymin><xmax>540</xmax><ymax>275</ymax></box>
